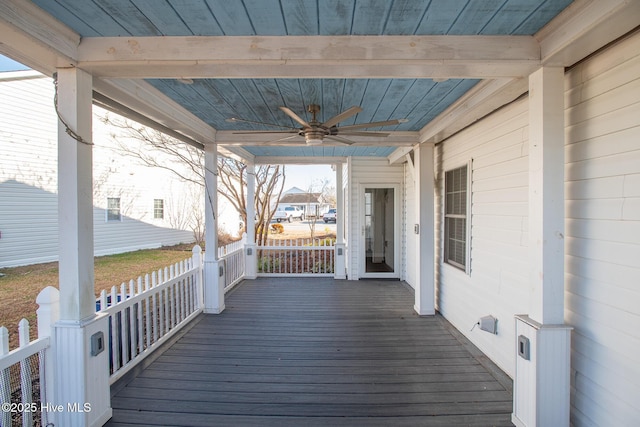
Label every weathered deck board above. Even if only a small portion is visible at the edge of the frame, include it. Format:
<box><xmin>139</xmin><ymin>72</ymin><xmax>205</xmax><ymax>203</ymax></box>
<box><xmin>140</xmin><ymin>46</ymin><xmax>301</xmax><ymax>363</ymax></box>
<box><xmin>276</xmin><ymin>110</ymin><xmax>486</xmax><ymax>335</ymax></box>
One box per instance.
<box><xmin>105</xmin><ymin>278</ymin><xmax>513</xmax><ymax>426</ymax></box>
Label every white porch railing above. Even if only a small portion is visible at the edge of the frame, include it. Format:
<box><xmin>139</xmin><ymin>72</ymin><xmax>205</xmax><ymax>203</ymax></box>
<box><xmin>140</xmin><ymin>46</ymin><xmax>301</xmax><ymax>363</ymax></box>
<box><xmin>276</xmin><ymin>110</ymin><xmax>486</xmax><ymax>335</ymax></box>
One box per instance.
<box><xmin>97</xmin><ymin>246</ymin><xmax>204</xmax><ymax>384</ymax></box>
<box><xmin>0</xmin><ymin>287</ymin><xmax>57</xmax><ymax>427</ymax></box>
<box><xmin>257</xmin><ymin>238</ymin><xmax>335</xmax><ymax>276</ymax></box>
<box><xmin>219</xmin><ymin>236</ymin><xmax>245</xmax><ymax>292</ymax></box>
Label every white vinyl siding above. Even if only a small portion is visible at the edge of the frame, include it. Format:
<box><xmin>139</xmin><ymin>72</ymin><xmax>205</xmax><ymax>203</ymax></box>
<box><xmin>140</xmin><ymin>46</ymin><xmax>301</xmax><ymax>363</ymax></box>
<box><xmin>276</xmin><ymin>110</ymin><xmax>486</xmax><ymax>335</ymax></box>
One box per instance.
<box><xmin>564</xmin><ymin>32</ymin><xmax>640</xmax><ymax>426</ymax></box>
<box><xmin>435</xmin><ymin>96</ymin><xmax>529</xmax><ymax>375</ymax></box>
<box><xmin>0</xmin><ymin>72</ymin><xmax>197</xmax><ymax>268</ymax></box>
<box><xmin>429</xmin><ymin>30</ymin><xmax>640</xmax><ymax>427</ymax></box>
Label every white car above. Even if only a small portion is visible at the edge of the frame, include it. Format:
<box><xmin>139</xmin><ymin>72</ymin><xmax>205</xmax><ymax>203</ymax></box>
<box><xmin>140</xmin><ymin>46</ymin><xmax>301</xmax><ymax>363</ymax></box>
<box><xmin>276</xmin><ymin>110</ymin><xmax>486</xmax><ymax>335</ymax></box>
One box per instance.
<box><xmin>322</xmin><ymin>208</ymin><xmax>337</xmax><ymax>223</ymax></box>
<box><xmin>273</xmin><ymin>206</ymin><xmax>304</xmax><ymax>223</ymax></box>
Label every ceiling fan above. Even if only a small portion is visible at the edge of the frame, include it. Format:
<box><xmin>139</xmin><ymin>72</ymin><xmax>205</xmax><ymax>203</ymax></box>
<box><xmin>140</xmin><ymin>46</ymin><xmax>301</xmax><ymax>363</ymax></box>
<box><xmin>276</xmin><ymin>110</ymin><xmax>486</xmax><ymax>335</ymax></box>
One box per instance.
<box><xmin>227</xmin><ymin>104</ymin><xmax>407</xmax><ymax>145</ymax></box>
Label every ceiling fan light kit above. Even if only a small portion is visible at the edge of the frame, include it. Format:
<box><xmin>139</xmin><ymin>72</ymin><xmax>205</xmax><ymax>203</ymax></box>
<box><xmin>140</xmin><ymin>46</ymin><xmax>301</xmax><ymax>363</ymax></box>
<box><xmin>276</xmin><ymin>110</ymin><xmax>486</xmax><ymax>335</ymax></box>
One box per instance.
<box><xmin>229</xmin><ymin>104</ymin><xmax>407</xmax><ymax>146</ymax></box>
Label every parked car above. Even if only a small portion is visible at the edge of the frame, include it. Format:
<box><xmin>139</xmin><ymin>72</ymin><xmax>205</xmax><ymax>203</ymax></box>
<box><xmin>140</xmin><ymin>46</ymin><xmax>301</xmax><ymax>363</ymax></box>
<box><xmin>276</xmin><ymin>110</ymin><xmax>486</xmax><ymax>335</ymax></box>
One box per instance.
<box><xmin>323</xmin><ymin>208</ymin><xmax>337</xmax><ymax>223</ymax></box>
<box><xmin>273</xmin><ymin>206</ymin><xmax>305</xmax><ymax>223</ymax></box>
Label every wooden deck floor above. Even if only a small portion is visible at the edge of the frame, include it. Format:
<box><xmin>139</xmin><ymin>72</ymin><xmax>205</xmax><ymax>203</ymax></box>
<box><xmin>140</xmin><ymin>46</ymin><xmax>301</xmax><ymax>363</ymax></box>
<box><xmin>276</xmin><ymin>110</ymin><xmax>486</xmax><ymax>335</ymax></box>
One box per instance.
<box><xmin>105</xmin><ymin>278</ymin><xmax>514</xmax><ymax>426</ymax></box>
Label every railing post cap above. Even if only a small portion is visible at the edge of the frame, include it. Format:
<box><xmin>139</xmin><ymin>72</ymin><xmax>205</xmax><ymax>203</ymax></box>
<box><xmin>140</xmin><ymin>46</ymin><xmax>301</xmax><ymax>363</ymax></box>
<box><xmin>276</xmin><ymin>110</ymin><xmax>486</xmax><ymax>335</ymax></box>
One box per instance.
<box><xmin>36</xmin><ymin>286</ymin><xmax>60</xmax><ymax>305</ymax></box>
<box><xmin>193</xmin><ymin>245</ymin><xmax>202</xmax><ymax>254</ymax></box>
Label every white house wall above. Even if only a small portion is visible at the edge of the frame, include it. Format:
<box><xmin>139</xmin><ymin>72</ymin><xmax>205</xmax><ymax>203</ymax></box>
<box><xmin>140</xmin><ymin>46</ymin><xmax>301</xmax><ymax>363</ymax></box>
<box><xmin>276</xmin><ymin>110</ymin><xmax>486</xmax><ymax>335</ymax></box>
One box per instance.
<box><xmin>0</xmin><ymin>72</ymin><xmax>203</xmax><ymax>268</ymax></box>
<box><xmin>434</xmin><ymin>93</ymin><xmax>530</xmax><ymax>377</ymax></box>
<box><xmin>564</xmin><ymin>31</ymin><xmax>640</xmax><ymax>426</ymax></box>
<box><xmin>428</xmin><ymin>31</ymin><xmax>640</xmax><ymax>426</ymax></box>
<box><xmin>346</xmin><ymin>157</ymin><xmax>404</xmax><ymax>280</ymax></box>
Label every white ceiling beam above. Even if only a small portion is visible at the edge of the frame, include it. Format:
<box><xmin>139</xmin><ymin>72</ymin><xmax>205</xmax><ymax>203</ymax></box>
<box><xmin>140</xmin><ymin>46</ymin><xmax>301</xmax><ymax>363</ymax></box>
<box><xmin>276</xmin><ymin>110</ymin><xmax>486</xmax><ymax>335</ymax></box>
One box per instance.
<box><xmin>253</xmin><ymin>156</ymin><xmax>347</xmax><ymax>165</ymax></box>
<box><xmin>537</xmin><ymin>0</ymin><xmax>640</xmax><ymax>67</ymax></box>
<box><xmin>215</xmin><ymin>131</ymin><xmax>418</xmax><ymax>146</ymax></box>
<box><xmin>215</xmin><ymin>145</ymin><xmax>255</xmax><ymax>164</ymax></box>
<box><xmin>0</xmin><ymin>0</ymin><xmax>78</xmax><ymax>75</ymax></box>
<box><xmin>93</xmin><ymin>78</ymin><xmax>217</xmax><ymax>146</ymax></box>
<box><xmin>388</xmin><ymin>146</ymin><xmax>415</xmax><ymax>165</ymax></box>
<box><xmin>76</xmin><ymin>35</ymin><xmax>540</xmax><ymax>79</ymax></box>
<box><xmin>418</xmin><ymin>78</ymin><xmax>528</xmax><ymax>145</ymax></box>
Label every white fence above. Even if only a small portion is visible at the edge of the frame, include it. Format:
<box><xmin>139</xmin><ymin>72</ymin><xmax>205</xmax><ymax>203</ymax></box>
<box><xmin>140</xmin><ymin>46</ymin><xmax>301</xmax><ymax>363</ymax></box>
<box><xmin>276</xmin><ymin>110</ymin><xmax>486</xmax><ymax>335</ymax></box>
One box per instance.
<box><xmin>219</xmin><ymin>237</ymin><xmax>245</xmax><ymax>292</ymax></box>
<box><xmin>97</xmin><ymin>246</ymin><xmax>204</xmax><ymax>384</ymax></box>
<box><xmin>0</xmin><ymin>287</ymin><xmax>57</xmax><ymax>427</ymax></box>
<box><xmin>257</xmin><ymin>238</ymin><xmax>335</xmax><ymax>276</ymax></box>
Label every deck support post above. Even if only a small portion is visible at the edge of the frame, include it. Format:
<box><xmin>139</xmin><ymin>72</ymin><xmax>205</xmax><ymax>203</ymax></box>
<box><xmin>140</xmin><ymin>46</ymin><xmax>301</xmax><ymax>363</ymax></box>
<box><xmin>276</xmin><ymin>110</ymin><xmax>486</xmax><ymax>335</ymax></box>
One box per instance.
<box><xmin>53</xmin><ymin>67</ymin><xmax>112</xmax><ymax>427</ymax></box>
<box><xmin>244</xmin><ymin>162</ymin><xmax>257</xmax><ymax>279</ymax></box>
<box><xmin>203</xmin><ymin>142</ymin><xmax>225</xmax><ymax>313</ymax></box>
<box><xmin>414</xmin><ymin>143</ymin><xmax>435</xmax><ymax>316</ymax></box>
<box><xmin>334</xmin><ymin>162</ymin><xmax>346</xmax><ymax>279</ymax></box>
<box><xmin>512</xmin><ymin>66</ymin><xmax>571</xmax><ymax>427</ymax></box>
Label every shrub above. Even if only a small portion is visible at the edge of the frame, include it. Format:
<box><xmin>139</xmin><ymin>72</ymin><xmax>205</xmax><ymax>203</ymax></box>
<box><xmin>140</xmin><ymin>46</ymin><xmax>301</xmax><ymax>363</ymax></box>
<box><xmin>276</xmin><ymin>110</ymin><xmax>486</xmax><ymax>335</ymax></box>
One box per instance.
<box><xmin>271</xmin><ymin>223</ymin><xmax>284</xmax><ymax>234</ymax></box>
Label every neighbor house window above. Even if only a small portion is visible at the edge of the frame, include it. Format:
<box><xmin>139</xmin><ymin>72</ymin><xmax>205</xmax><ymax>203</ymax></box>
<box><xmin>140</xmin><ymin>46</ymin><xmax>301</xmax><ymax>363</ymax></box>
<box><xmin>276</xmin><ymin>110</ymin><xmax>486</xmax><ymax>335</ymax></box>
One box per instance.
<box><xmin>107</xmin><ymin>197</ymin><xmax>121</xmax><ymax>221</ymax></box>
<box><xmin>154</xmin><ymin>199</ymin><xmax>164</xmax><ymax>219</ymax></box>
<box><xmin>444</xmin><ymin>164</ymin><xmax>469</xmax><ymax>271</ymax></box>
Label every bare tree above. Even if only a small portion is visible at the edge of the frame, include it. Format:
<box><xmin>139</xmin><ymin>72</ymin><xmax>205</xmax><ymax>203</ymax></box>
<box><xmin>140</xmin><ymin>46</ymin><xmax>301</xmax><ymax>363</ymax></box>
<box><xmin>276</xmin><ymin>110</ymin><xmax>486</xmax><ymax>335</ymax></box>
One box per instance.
<box><xmin>306</xmin><ymin>177</ymin><xmax>334</xmax><ymax>239</ymax></box>
<box><xmin>218</xmin><ymin>157</ymin><xmax>286</xmax><ymax>245</ymax></box>
<box><xmin>100</xmin><ymin>114</ymin><xmax>285</xmax><ymax>245</ymax></box>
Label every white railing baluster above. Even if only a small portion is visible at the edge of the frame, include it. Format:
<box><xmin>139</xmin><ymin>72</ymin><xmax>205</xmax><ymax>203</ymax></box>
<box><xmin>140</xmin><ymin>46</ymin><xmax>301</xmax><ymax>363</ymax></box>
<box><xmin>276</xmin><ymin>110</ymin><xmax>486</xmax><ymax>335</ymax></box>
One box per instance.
<box><xmin>128</xmin><ymin>280</ymin><xmax>136</xmax><ymax>361</ymax></box>
<box><xmin>152</xmin><ymin>271</ymin><xmax>159</xmax><ymax>343</ymax></box>
<box><xmin>136</xmin><ymin>277</ymin><xmax>144</xmax><ymax>354</ymax></box>
<box><xmin>0</xmin><ymin>327</ymin><xmax>10</xmax><ymax>427</ymax></box>
<box><xmin>109</xmin><ymin>286</ymin><xmax>117</xmax><ymax>371</ymax></box>
<box><xmin>144</xmin><ymin>274</ymin><xmax>151</xmax><ymax>349</ymax></box>
<box><xmin>18</xmin><ymin>319</ymin><xmax>33</xmax><ymax>427</ymax></box>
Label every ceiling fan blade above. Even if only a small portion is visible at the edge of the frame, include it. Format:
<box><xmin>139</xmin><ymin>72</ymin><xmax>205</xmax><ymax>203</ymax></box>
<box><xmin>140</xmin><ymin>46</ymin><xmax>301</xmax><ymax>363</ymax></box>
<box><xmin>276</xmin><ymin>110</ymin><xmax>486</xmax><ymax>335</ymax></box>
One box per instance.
<box><xmin>266</xmin><ymin>135</ymin><xmax>302</xmax><ymax>144</ymax></box>
<box><xmin>232</xmin><ymin>130</ymin><xmax>298</xmax><ymax>134</ymax></box>
<box><xmin>279</xmin><ymin>107</ymin><xmax>310</xmax><ymax>128</ymax></box>
<box><xmin>323</xmin><ymin>106</ymin><xmax>363</xmax><ymax>128</ymax></box>
<box><xmin>339</xmin><ymin>131</ymin><xmax>390</xmax><ymax>137</ymax></box>
<box><xmin>225</xmin><ymin>117</ymin><xmax>298</xmax><ymax>130</ymax></box>
<box><xmin>325</xmin><ymin>135</ymin><xmax>356</xmax><ymax>145</ymax></box>
<box><xmin>338</xmin><ymin>119</ymin><xmax>403</xmax><ymax>131</ymax></box>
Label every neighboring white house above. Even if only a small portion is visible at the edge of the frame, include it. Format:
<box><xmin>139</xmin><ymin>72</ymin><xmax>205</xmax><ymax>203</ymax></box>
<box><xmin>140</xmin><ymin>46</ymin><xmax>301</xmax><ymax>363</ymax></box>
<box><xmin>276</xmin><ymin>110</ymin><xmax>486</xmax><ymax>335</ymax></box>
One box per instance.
<box><xmin>0</xmin><ymin>70</ymin><xmax>238</xmax><ymax>268</ymax></box>
<box><xmin>276</xmin><ymin>186</ymin><xmax>330</xmax><ymax>218</ymax></box>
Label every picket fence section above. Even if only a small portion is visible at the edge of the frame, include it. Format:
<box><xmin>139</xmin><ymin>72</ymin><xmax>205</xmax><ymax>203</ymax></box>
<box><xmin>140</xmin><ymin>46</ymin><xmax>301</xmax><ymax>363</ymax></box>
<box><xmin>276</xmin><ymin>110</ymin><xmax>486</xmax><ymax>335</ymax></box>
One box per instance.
<box><xmin>97</xmin><ymin>246</ymin><xmax>204</xmax><ymax>384</ymax></box>
<box><xmin>219</xmin><ymin>237</ymin><xmax>245</xmax><ymax>292</ymax></box>
<box><xmin>0</xmin><ymin>287</ymin><xmax>57</xmax><ymax>427</ymax></box>
<box><xmin>258</xmin><ymin>238</ymin><xmax>335</xmax><ymax>276</ymax></box>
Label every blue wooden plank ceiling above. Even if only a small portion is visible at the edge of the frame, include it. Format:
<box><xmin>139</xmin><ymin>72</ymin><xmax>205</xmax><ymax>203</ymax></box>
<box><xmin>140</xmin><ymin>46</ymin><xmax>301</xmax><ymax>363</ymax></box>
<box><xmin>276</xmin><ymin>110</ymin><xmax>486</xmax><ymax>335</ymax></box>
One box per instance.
<box><xmin>31</xmin><ymin>0</ymin><xmax>573</xmax><ymax>159</ymax></box>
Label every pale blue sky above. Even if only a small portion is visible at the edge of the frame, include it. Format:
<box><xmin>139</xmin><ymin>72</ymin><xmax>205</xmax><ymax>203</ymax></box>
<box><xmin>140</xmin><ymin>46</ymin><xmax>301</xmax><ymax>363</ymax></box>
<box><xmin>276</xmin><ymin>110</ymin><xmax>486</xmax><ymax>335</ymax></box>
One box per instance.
<box><xmin>0</xmin><ymin>55</ymin><xmax>29</xmax><ymax>72</ymax></box>
<box><xmin>283</xmin><ymin>164</ymin><xmax>335</xmax><ymax>192</ymax></box>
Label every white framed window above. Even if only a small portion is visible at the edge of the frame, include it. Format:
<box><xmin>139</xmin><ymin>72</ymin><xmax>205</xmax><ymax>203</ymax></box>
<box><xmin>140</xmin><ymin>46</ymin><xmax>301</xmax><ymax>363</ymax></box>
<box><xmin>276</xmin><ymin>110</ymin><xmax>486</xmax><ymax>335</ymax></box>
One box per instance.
<box><xmin>107</xmin><ymin>197</ymin><xmax>121</xmax><ymax>222</ymax></box>
<box><xmin>153</xmin><ymin>199</ymin><xmax>164</xmax><ymax>219</ymax></box>
<box><xmin>444</xmin><ymin>163</ymin><xmax>471</xmax><ymax>272</ymax></box>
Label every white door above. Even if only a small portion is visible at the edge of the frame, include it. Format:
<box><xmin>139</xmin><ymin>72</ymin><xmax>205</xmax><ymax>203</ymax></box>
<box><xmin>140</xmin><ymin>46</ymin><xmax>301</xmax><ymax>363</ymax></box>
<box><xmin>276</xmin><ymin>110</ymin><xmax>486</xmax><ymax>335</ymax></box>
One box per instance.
<box><xmin>360</xmin><ymin>185</ymin><xmax>399</xmax><ymax>278</ymax></box>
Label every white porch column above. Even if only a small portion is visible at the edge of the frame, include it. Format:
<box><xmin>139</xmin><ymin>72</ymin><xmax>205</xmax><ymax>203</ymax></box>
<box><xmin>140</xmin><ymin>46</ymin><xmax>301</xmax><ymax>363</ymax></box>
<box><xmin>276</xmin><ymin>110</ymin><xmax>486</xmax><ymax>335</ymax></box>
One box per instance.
<box><xmin>512</xmin><ymin>66</ymin><xmax>572</xmax><ymax>427</ymax></box>
<box><xmin>528</xmin><ymin>66</ymin><xmax>566</xmax><ymax>325</ymax></box>
<box><xmin>334</xmin><ymin>162</ymin><xmax>346</xmax><ymax>279</ymax></box>
<box><xmin>414</xmin><ymin>143</ymin><xmax>435</xmax><ymax>316</ymax></box>
<box><xmin>54</xmin><ymin>68</ymin><xmax>111</xmax><ymax>427</ymax></box>
<box><xmin>203</xmin><ymin>142</ymin><xmax>224</xmax><ymax>313</ymax></box>
<box><xmin>244</xmin><ymin>162</ymin><xmax>257</xmax><ymax>279</ymax></box>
